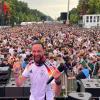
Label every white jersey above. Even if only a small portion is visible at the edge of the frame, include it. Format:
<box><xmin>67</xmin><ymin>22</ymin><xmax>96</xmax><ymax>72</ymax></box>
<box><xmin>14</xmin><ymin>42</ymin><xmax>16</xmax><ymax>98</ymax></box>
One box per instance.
<box><xmin>22</xmin><ymin>63</ymin><xmax>54</xmax><ymax>100</ymax></box>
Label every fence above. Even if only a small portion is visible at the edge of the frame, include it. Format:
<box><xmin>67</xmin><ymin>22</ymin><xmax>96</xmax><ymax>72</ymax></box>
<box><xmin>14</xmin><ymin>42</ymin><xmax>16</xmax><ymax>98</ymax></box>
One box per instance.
<box><xmin>60</xmin><ymin>70</ymin><xmax>76</xmax><ymax>96</ymax></box>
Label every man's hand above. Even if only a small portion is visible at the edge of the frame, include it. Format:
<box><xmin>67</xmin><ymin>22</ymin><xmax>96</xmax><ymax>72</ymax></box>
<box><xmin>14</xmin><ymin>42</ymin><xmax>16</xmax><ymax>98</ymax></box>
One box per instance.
<box><xmin>52</xmin><ymin>68</ymin><xmax>61</xmax><ymax>79</ymax></box>
<box><xmin>15</xmin><ymin>76</ymin><xmax>26</xmax><ymax>87</ymax></box>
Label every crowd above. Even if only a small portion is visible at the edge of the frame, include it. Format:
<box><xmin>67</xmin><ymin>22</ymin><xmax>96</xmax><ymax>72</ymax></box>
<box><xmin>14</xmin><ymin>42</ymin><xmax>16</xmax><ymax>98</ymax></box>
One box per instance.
<box><xmin>0</xmin><ymin>23</ymin><xmax>100</xmax><ymax>94</ymax></box>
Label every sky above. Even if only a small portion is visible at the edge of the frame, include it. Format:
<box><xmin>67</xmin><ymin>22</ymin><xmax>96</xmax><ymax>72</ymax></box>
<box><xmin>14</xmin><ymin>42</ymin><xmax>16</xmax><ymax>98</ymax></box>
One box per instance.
<box><xmin>19</xmin><ymin>0</ymin><xmax>79</xmax><ymax>19</ymax></box>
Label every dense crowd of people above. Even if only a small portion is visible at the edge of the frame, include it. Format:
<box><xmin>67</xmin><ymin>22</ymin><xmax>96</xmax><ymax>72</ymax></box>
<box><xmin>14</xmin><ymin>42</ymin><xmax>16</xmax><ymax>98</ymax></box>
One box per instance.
<box><xmin>0</xmin><ymin>23</ymin><xmax>100</xmax><ymax>95</ymax></box>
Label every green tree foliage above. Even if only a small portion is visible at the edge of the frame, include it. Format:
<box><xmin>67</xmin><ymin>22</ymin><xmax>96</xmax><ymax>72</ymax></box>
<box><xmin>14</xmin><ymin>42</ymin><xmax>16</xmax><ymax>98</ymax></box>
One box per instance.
<box><xmin>88</xmin><ymin>0</ymin><xmax>100</xmax><ymax>14</ymax></box>
<box><xmin>4</xmin><ymin>0</ymin><xmax>52</xmax><ymax>25</ymax></box>
<box><xmin>77</xmin><ymin>0</ymin><xmax>89</xmax><ymax>15</ymax></box>
<box><xmin>69</xmin><ymin>8</ymin><xmax>80</xmax><ymax>24</ymax></box>
<box><xmin>69</xmin><ymin>0</ymin><xmax>100</xmax><ymax>24</ymax></box>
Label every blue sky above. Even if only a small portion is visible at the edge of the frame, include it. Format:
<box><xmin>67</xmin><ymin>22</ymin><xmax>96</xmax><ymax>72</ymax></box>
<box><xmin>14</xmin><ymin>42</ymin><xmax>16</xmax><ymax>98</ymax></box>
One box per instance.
<box><xmin>19</xmin><ymin>0</ymin><xmax>79</xmax><ymax>19</ymax></box>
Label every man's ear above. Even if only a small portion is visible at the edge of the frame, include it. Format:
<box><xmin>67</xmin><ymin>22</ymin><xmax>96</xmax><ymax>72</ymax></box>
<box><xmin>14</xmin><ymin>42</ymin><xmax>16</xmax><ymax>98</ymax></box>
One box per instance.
<box><xmin>42</xmin><ymin>56</ymin><xmax>46</xmax><ymax>63</ymax></box>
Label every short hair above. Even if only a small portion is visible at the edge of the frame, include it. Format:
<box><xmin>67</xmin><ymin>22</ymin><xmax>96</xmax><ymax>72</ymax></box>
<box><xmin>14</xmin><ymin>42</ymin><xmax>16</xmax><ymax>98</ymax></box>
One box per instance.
<box><xmin>32</xmin><ymin>40</ymin><xmax>44</xmax><ymax>49</ymax></box>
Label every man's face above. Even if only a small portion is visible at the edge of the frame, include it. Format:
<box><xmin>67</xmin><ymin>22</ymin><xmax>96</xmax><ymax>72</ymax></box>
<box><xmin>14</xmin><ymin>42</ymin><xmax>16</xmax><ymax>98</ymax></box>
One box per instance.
<box><xmin>32</xmin><ymin>44</ymin><xmax>44</xmax><ymax>63</ymax></box>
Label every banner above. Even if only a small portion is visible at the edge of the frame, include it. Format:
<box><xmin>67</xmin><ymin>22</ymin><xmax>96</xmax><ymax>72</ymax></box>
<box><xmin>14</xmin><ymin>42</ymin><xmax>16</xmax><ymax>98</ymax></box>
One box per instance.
<box><xmin>3</xmin><ymin>1</ymin><xmax>10</xmax><ymax>15</ymax></box>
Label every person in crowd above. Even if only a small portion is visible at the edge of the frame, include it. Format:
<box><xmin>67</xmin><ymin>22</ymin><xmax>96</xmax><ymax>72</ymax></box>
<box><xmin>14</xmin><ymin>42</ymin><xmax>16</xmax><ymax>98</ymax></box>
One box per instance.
<box><xmin>21</xmin><ymin>54</ymin><xmax>33</xmax><ymax>69</ymax></box>
<box><xmin>15</xmin><ymin>41</ymin><xmax>61</xmax><ymax>100</ymax></box>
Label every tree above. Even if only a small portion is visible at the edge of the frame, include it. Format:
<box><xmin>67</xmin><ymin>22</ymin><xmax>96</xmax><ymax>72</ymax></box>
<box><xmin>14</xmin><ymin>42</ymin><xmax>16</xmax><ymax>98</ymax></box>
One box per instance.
<box><xmin>77</xmin><ymin>0</ymin><xmax>89</xmax><ymax>15</ymax></box>
<box><xmin>68</xmin><ymin>0</ymin><xmax>100</xmax><ymax>24</ymax></box>
<box><xmin>0</xmin><ymin>0</ymin><xmax>53</xmax><ymax>26</ymax></box>
<box><xmin>88</xmin><ymin>0</ymin><xmax>100</xmax><ymax>14</ymax></box>
<box><xmin>69</xmin><ymin>8</ymin><xmax>80</xmax><ymax>24</ymax></box>
<box><xmin>88</xmin><ymin>0</ymin><xmax>96</xmax><ymax>14</ymax></box>
<box><xmin>96</xmin><ymin>0</ymin><xmax>100</xmax><ymax>13</ymax></box>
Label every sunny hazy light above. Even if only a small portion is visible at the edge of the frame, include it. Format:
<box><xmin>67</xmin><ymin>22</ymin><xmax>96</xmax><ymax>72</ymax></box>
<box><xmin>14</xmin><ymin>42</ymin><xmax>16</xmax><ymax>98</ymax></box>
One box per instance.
<box><xmin>19</xmin><ymin>0</ymin><xmax>79</xmax><ymax>19</ymax></box>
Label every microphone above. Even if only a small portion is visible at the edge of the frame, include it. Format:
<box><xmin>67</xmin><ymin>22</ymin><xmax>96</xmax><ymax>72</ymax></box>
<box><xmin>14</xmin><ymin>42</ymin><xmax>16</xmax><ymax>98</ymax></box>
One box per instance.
<box><xmin>47</xmin><ymin>63</ymin><xmax>65</xmax><ymax>84</ymax></box>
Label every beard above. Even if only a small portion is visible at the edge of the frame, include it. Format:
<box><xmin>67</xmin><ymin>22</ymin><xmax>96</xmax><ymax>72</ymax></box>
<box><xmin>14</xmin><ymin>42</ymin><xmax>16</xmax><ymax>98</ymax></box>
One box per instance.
<box><xmin>33</xmin><ymin>55</ymin><xmax>45</xmax><ymax>66</ymax></box>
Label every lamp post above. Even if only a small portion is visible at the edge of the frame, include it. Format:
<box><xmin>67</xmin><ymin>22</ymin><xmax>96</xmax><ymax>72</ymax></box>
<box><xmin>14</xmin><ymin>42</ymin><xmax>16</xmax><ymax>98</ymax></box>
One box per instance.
<box><xmin>1</xmin><ymin>0</ymin><xmax>4</xmax><ymax>26</ymax></box>
<box><xmin>67</xmin><ymin>0</ymin><xmax>70</xmax><ymax>24</ymax></box>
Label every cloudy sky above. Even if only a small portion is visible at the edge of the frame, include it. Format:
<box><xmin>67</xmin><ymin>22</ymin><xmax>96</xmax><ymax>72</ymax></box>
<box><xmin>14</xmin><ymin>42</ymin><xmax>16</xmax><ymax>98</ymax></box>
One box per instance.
<box><xmin>19</xmin><ymin>0</ymin><xmax>79</xmax><ymax>19</ymax></box>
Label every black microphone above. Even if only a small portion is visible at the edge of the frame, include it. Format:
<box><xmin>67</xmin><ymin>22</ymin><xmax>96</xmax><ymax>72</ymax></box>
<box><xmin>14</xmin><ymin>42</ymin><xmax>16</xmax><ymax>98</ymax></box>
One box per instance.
<box><xmin>47</xmin><ymin>63</ymin><xmax>65</xmax><ymax>84</ymax></box>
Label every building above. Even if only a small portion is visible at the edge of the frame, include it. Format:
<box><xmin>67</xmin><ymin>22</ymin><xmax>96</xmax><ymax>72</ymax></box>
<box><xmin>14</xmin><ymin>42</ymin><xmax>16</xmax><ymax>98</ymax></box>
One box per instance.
<box><xmin>82</xmin><ymin>14</ymin><xmax>100</xmax><ymax>28</ymax></box>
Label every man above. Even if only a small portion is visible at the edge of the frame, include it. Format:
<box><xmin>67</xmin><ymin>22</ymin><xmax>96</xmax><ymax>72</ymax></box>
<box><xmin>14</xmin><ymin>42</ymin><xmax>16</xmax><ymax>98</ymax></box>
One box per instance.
<box><xmin>15</xmin><ymin>41</ymin><xmax>61</xmax><ymax>100</ymax></box>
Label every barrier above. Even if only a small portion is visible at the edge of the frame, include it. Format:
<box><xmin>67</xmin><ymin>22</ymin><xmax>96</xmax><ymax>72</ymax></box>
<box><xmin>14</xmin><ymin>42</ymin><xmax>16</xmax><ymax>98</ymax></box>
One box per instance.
<box><xmin>60</xmin><ymin>70</ymin><xmax>76</xmax><ymax>96</ymax></box>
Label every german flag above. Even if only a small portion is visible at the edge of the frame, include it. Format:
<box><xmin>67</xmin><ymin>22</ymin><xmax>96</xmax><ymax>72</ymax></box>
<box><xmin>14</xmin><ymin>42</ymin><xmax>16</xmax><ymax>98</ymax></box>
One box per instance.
<box><xmin>46</xmin><ymin>66</ymin><xmax>53</xmax><ymax>77</ymax></box>
<box><xmin>46</xmin><ymin>66</ymin><xmax>61</xmax><ymax>79</ymax></box>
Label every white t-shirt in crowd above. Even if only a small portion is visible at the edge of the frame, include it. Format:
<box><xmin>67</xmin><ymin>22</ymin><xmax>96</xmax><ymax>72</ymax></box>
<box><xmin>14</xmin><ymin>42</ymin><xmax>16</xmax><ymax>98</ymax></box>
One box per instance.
<box><xmin>22</xmin><ymin>63</ymin><xmax>54</xmax><ymax>100</ymax></box>
<box><xmin>20</xmin><ymin>53</ymin><xmax>26</xmax><ymax>61</ymax></box>
<box><xmin>9</xmin><ymin>48</ymin><xmax>14</xmax><ymax>56</ymax></box>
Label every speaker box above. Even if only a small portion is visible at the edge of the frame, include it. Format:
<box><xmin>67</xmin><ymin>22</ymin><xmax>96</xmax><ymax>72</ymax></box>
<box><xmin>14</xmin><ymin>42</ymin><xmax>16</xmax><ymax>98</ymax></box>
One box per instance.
<box><xmin>68</xmin><ymin>92</ymin><xmax>92</xmax><ymax>100</ymax></box>
<box><xmin>5</xmin><ymin>78</ymin><xmax>23</xmax><ymax>97</ymax></box>
<box><xmin>0</xmin><ymin>84</ymin><xmax>5</xmax><ymax>97</ymax></box>
<box><xmin>0</xmin><ymin>67</ymin><xmax>11</xmax><ymax>84</ymax></box>
<box><xmin>0</xmin><ymin>66</ymin><xmax>10</xmax><ymax>75</ymax></box>
<box><xmin>60</xmin><ymin>12</ymin><xmax>67</xmax><ymax>20</ymax></box>
<box><xmin>81</xmin><ymin>79</ymin><xmax>100</xmax><ymax>98</ymax></box>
